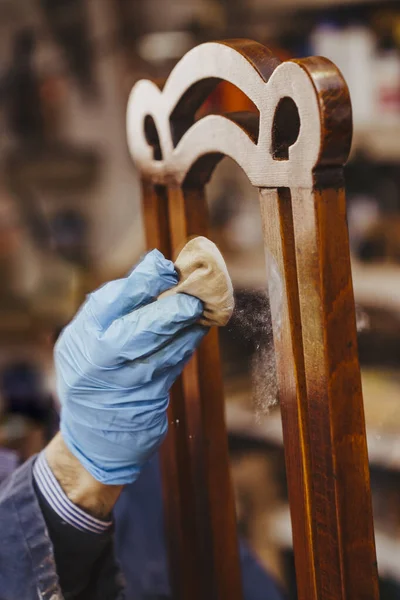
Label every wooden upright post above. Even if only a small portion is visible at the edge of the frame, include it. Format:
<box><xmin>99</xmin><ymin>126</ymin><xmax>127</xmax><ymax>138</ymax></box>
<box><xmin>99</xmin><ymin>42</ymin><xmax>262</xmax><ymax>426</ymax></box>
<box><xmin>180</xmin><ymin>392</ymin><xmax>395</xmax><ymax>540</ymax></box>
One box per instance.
<box><xmin>128</xmin><ymin>39</ymin><xmax>379</xmax><ymax>600</ymax></box>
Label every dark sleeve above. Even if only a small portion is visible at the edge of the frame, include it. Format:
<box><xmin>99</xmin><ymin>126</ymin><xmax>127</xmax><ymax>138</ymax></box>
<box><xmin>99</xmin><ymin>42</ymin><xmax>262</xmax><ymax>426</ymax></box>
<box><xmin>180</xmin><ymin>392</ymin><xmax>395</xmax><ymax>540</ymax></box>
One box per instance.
<box><xmin>34</xmin><ymin>478</ymin><xmax>123</xmax><ymax>600</ymax></box>
<box><xmin>0</xmin><ymin>456</ymin><xmax>125</xmax><ymax>600</ymax></box>
<box><xmin>0</xmin><ymin>456</ymin><xmax>62</xmax><ymax>600</ymax></box>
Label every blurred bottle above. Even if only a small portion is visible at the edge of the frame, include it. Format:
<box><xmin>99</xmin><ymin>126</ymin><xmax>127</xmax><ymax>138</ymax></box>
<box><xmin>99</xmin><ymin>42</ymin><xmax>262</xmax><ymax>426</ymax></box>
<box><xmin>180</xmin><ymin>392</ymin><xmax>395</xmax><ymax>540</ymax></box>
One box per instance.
<box><xmin>311</xmin><ymin>21</ymin><xmax>375</xmax><ymax>126</ymax></box>
<box><xmin>374</xmin><ymin>35</ymin><xmax>400</xmax><ymax>125</ymax></box>
<box><xmin>346</xmin><ymin>25</ymin><xmax>376</xmax><ymax>126</ymax></box>
<box><xmin>311</xmin><ymin>20</ymin><xmax>347</xmax><ymax>75</ymax></box>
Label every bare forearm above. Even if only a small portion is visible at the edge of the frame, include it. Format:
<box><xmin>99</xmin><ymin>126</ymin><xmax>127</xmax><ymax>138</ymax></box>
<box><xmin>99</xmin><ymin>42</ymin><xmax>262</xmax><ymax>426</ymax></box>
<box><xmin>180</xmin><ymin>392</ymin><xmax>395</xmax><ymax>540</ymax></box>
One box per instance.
<box><xmin>45</xmin><ymin>433</ymin><xmax>123</xmax><ymax>520</ymax></box>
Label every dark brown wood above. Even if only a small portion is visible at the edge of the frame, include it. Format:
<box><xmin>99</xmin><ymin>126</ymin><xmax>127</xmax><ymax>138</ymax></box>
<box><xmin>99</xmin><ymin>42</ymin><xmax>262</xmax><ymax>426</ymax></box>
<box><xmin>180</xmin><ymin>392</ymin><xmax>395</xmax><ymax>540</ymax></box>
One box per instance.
<box><xmin>291</xmin><ymin>180</ymin><xmax>379</xmax><ymax>600</ymax></box>
<box><xmin>132</xmin><ymin>39</ymin><xmax>379</xmax><ymax>600</ymax></box>
<box><xmin>167</xmin><ymin>185</ymin><xmax>242</xmax><ymax>600</ymax></box>
<box><xmin>142</xmin><ymin>182</ymin><xmax>242</xmax><ymax>600</ymax></box>
<box><xmin>259</xmin><ymin>187</ymin><xmax>318</xmax><ymax>599</ymax></box>
<box><xmin>257</xmin><ymin>56</ymin><xmax>378</xmax><ymax>600</ymax></box>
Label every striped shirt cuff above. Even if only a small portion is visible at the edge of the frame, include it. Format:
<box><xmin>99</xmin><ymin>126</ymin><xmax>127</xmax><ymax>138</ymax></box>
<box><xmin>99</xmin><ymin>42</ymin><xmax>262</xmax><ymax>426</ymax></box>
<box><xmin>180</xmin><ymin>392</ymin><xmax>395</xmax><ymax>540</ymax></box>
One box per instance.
<box><xmin>33</xmin><ymin>451</ymin><xmax>112</xmax><ymax>534</ymax></box>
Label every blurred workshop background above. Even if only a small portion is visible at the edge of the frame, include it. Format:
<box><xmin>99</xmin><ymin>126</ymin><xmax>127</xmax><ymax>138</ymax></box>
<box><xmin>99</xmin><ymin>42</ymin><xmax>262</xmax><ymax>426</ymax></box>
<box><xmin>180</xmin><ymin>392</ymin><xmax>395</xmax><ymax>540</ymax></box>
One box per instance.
<box><xmin>1</xmin><ymin>0</ymin><xmax>400</xmax><ymax>598</ymax></box>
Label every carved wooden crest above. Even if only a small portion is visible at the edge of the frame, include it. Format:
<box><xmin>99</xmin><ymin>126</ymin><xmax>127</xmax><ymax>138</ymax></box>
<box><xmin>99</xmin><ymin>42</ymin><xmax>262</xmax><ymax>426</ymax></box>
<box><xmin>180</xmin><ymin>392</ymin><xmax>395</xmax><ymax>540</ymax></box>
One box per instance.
<box><xmin>127</xmin><ymin>40</ymin><xmax>378</xmax><ymax>600</ymax></box>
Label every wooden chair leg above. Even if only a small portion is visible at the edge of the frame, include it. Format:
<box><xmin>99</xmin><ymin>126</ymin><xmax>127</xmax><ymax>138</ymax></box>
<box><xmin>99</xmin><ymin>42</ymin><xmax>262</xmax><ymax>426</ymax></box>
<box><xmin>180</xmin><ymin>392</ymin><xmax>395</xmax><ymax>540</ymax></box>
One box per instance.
<box><xmin>261</xmin><ymin>180</ymin><xmax>379</xmax><ymax>600</ymax></box>
<box><xmin>142</xmin><ymin>180</ymin><xmax>243</xmax><ymax>600</ymax></box>
<box><xmin>260</xmin><ymin>187</ymin><xmax>318</xmax><ymax>599</ymax></box>
<box><xmin>290</xmin><ymin>178</ymin><xmax>379</xmax><ymax>600</ymax></box>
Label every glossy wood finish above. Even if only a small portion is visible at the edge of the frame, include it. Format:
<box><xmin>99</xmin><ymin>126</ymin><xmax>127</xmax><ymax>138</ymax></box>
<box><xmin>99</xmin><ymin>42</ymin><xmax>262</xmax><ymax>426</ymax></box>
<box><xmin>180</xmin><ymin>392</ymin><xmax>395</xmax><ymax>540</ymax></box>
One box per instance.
<box><xmin>259</xmin><ymin>186</ymin><xmax>318</xmax><ymax>598</ymax></box>
<box><xmin>129</xmin><ymin>39</ymin><xmax>379</xmax><ymax>600</ymax></box>
<box><xmin>142</xmin><ymin>182</ymin><xmax>242</xmax><ymax>600</ymax></box>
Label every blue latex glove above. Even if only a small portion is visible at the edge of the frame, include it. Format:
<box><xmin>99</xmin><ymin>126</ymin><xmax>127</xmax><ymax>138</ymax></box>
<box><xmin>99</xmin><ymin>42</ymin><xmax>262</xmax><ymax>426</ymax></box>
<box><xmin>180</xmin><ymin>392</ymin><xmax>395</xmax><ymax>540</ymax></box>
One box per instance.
<box><xmin>56</xmin><ymin>250</ymin><xmax>207</xmax><ymax>485</ymax></box>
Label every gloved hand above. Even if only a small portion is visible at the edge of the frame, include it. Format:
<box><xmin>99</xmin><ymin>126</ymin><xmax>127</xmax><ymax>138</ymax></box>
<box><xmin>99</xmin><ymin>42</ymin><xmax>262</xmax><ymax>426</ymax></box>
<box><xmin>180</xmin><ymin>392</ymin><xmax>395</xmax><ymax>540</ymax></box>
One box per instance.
<box><xmin>55</xmin><ymin>250</ymin><xmax>207</xmax><ymax>485</ymax></box>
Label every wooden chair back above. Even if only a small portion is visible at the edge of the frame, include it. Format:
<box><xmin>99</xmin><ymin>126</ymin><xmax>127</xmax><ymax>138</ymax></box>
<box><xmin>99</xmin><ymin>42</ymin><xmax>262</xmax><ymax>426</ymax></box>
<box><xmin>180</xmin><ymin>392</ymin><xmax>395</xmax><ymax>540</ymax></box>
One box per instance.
<box><xmin>126</xmin><ymin>39</ymin><xmax>379</xmax><ymax>600</ymax></box>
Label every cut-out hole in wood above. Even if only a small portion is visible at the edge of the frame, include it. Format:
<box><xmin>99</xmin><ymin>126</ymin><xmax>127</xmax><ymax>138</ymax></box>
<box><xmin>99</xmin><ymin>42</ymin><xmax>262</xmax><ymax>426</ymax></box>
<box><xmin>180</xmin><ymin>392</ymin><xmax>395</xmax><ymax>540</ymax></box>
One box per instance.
<box><xmin>271</xmin><ymin>97</ymin><xmax>300</xmax><ymax>160</ymax></box>
<box><xmin>170</xmin><ymin>79</ymin><xmax>260</xmax><ymax>149</ymax></box>
<box><xmin>184</xmin><ymin>152</ymin><xmax>224</xmax><ymax>187</ymax></box>
<box><xmin>169</xmin><ymin>78</ymin><xmax>220</xmax><ymax>149</ymax></box>
<box><xmin>144</xmin><ymin>114</ymin><xmax>163</xmax><ymax>161</ymax></box>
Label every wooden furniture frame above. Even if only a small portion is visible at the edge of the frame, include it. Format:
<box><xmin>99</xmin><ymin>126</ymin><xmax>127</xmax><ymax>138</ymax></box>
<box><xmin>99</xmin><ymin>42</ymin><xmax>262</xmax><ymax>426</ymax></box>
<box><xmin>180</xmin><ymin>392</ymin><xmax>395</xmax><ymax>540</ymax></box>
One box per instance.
<box><xmin>127</xmin><ymin>39</ymin><xmax>379</xmax><ymax>600</ymax></box>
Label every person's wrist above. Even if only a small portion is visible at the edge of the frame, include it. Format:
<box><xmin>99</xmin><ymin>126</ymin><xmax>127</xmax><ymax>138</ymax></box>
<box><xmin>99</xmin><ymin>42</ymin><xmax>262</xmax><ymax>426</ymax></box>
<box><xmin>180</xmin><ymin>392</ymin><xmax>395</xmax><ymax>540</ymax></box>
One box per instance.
<box><xmin>45</xmin><ymin>432</ymin><xmax>123</xmax><ymax>520</ymax></box>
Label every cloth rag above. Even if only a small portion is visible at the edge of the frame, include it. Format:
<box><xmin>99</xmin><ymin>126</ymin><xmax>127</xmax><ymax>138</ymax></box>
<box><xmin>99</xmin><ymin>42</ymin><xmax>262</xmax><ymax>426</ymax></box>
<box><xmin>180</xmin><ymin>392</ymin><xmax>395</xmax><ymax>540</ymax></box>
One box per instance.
<box><xmin>159</xmin><ymin>236</ymin><xmax>234</xmax><ymax>326</ymax></box>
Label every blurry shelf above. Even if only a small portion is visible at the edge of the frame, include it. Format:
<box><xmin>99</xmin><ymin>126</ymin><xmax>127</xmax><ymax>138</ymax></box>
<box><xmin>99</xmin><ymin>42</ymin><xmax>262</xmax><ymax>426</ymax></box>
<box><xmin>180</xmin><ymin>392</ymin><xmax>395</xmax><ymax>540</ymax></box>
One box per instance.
<box><xmin>268</xmin><ymin>505</ymin><xmax>400</xmax><ymax>582</ymax></box>
<box><xmin>352</xmin><ymin>262</ymin><xmax>400</xmax><ymax>315</ymax></box>
<box><xmin>252</xmin><ymin>0</ymin><xmax>395</xmax><ymax>12</ymax></box>
<box><xmin>6</xmin><ymin>145</ymin><xmax>101</xmax><ymax>192</ymax></box>
<box><xmin>226</xmin><ymin>403</ymin><xmax>400</xmax><ymax>471</ymax></box>
<box><xmin>352</xmin><ymin>124</ymin><xmax>400</xmax><ymax>162</ymax></box>
<box><xmin>226</xmin><ymin>252</ymin><xmax>400</xmax><ymax>315</ymax></box>
<box><xmin>226</xmin><ymin>403</ymin><xmax>283</xmax><ymax>445</ymax></box>
<box><xmin>226</xmin><ymin>251</ymin><xmax>266</xmax><ymax>290</ymax></box>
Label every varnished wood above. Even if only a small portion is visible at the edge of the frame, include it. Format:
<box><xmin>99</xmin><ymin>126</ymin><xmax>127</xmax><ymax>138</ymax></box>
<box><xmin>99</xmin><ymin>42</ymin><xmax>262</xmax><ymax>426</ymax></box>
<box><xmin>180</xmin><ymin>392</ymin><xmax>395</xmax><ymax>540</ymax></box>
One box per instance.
<box><xmin>142</xmin><ymin>182</ymin><xmax>242</xmax><ymax>600</ymax></box>
<box><xmin>166</xmin><ymin>185</ymin><xmax>242</xmax><ymax>600</ymax></box>
<box><xmin>167</xmin><ymin>186</ymin><xmax>242</xmax><ymax>600</ymax></box>
<box><xmin>130</xmin><ymin>39</ymin><xmax>379</xmax><ymax>600</ymax></box>
<box><xmin>259</xmin><ymin>187</ymin><xmax>318</xmax><ymax>599</ymax></box>
<box><xmin>291</xmin><ymin>180</ymin><xmax>378</xmax><ymax>599</ymax></box>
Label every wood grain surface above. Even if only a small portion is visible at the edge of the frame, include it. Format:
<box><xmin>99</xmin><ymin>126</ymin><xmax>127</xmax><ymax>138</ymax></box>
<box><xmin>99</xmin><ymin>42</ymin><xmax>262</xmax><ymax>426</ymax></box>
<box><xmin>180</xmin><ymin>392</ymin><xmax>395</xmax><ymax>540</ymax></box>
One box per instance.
<box><xmin>130</xmin><ymin>39</ymin><xmax>379</xmax><ymax>600</ymax></box>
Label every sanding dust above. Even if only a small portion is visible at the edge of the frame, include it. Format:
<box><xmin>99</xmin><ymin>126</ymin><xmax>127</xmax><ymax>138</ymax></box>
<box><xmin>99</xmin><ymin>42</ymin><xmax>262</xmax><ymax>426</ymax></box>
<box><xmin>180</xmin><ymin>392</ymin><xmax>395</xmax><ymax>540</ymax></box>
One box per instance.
<box><xmin>230</xmin><ymin>291</ymin><xmax>278</xmax><ymax>421</ymax></box>
<box><xmin>251</xmin><ymin>344</ymin><xmax>279</xmax><ymax>421</ymax></box>
<box><xmin>230</xmin><ymin>291</ymin><xmax>370</xmax><ymax>421</ymax></box>
<box><xmin>355</xmin><ymin>305</ymin><xmax>370</xmax><ymax>332</ymax></box>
